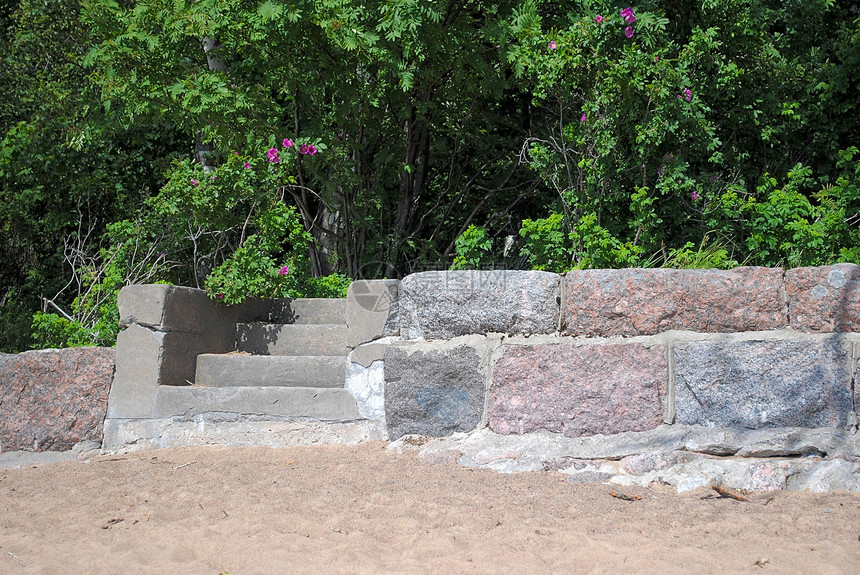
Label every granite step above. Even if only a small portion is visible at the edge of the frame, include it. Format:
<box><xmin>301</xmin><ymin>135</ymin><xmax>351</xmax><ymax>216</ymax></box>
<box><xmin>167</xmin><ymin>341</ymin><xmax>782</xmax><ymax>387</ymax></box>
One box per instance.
<box><xmin>195</xmin><ymin>354</ymin><xmax>346</xmax><ymax>388</ymax></box>
<box><xmin>154</xmin><ymin>385</ymin><xmax>360</xmax><ymax>421</ymax></box>
<box><xmin>235</xmin><ymin>323</ymin><xmax>349</xmax><ymax>356</ymax></box>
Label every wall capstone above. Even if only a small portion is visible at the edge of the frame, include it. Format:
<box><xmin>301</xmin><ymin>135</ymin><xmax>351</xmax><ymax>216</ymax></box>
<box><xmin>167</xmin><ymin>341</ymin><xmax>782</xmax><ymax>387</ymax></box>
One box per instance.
<box><xmin>563</xmin><ymin>267</ymin><xmax>787</xmax><ymax>336</ymax></box>
<box><xmin>399</xmin><ymin>270</ymin><xmax>559</xmax><ymax>340</ymax></box>
<box><xmin>786</xmin><ymin>263</ymin><xmax>860</xmax><ymax>332</ymax></box>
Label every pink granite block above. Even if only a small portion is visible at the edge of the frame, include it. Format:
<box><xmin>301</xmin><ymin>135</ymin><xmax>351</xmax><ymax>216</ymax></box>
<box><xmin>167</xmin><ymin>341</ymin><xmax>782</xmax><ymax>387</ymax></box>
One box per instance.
<box><xmin>489</xmin><ymin>343</ymin><xmax>666</xmax><ymax>438</ymax></box>
<box><xmin>563</xmin><ymin>267</ymin><xmax>787</xmax><ymax>336</ymax></box>
<box><xmin>786</xmin><ymin>264</ymin><xmax>860</xmax><ymax>332</ymax></box>
<box><xmin>0</xmin><ymin>347</ymin><xmax>114</xmax><ymax>452</ymax></box>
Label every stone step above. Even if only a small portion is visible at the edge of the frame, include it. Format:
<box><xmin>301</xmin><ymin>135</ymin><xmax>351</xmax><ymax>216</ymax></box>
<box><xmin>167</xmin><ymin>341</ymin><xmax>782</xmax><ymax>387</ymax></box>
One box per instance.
<box><xmin>235</xmin><ymin>323</ymin><xmax>349</xmax><ymax>356</ymax></box>
<box><xmin>237</xmin><ymin>298</ymin><xmax>346</xmax><ymax>325</ymax></box>
<box><xmin>195</xmin><ymin>354</ymin><xmax>346</xmax><ymax>388</ymax></box>
<box><xmin>154</xmin><ymin>385</ymin><xmax>360</xmax><ymax>421</ymax></box>
<box><xmin>288</xmin><ymin>298</ymin><xmax>346</xmax><ymax>324</ymax></box>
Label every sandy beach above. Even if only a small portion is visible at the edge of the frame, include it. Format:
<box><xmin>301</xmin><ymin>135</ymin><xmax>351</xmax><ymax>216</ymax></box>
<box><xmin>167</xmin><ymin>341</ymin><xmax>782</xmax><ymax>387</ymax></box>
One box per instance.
<box><xmin>0</xmin><ymin>442</ymin><xmax>858</xmax><ymax>574</ymax></box>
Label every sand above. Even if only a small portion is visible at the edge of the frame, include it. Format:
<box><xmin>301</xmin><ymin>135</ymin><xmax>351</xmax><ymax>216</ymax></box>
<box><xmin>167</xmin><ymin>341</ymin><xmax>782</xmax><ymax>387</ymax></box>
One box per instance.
<box><xmin>0</xmin><ymin>442</ymin><xmax>858</xmax><ymax>574</ymax></box>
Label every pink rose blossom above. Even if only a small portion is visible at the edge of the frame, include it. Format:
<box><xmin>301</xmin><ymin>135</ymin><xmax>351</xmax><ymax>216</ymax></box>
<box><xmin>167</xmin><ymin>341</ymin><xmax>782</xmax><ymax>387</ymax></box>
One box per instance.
<box><xmin>278</xmin><ymin>265</ymin><xmax>289</xmax><ymax>276</ymax></box>
<box><xmin>580</xmin><ymin>114</ymin><xmax>587</xmax><ymax>122</ymax></box>
<box><xmin>266</xmin><ymin>147</ymin><xmax>280</xmax><ymax>163</ymax></box>
<box><xmin>594</xmin><ymin>15</ymin><xmax>603</xmax><ymax>23</ymax></box>
<box><xmin>548</xmin><ymin>40</ymin><xmax>557</xmax><ymax>50</ymax></box>
<box><xmin>621</xmin><ymin>7</ymin><xmax>636</xmax><ymax>24</ymax></box>
<box><xmin>624</xmin><ymin>26</ymin><xmax>634</xmax><ymax>38</ymax></box>
<box><xmin>190</xmin><ymin>179</ymin><xmax>198</xmax><ymax>186</ymax></box>
<box><xmin>244</xmin><ymin>162</ymin><xmax>251</xmax><ymax>169</ymax></box>
<box><xmin>691</xmin><ymin>191</ymin><xmax>701</xmax><ymax>201</ymax></box>
<box><xmin>283</xmin><ymin>138</ymin><xmax>293</xmax><ymax>148</ymax></box>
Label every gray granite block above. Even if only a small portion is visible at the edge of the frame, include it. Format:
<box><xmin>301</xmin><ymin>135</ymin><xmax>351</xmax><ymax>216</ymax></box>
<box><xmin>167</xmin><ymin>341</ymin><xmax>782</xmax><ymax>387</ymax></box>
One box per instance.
<box><xmin>674</xmin><ymin>339</ymin><xmax>853</xmax><ymax>429</ymax></box>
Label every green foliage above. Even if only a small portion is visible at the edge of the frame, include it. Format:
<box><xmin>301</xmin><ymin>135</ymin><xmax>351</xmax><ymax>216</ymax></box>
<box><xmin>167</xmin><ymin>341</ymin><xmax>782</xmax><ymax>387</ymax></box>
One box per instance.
<box><xmin>4</xmin><ymin>1</ymin><xmax>860</xmax><ymax>350</ymax></box>
<box><xmin>518</xmin><ymin>214</ymin><xmax>569</xmax><ymax>272</ymax></box>
<box><xmin>503</xmin><ymin>1</ymin><xmax>860</xmax><ymax>270</ymax></box>
<box><xmin>451</xmin><ymin>225</ymin><xmax>494</xmax><ymax>270</ymax></box>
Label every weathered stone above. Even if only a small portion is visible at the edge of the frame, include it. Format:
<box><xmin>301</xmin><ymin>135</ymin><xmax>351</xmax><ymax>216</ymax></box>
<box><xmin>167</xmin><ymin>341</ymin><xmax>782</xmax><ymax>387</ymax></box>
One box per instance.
<box><xmin>735</xmin><ymin>428</ymin><xmax>848</xmax><ymax>457</ymax></box>
<box><xmin>787</xmin><ymin>459</ymin><xmax>860</xmax><ymax>492</ymax></box>
<box><xmin>743</xmin><ymin>460</ymin><xmax>795</xmax><ymax>491</ymax></box>
<box><xmin>399</xmin><ymin>271</ymin><xmax>559</xmax><ymax>340</ymax></box>
<box><xmin>106</xmin><ymin>325</ymin><xmax>164</xmax><ymax>419</ymax></box>
<box><xmin>619</xmin><ymin>451</ymin><xmax>695</xmax><ymax>475</ymax></box>
<box><xmin>681</xmin><ymin>426</ymin><xmax>851</xmax><ymax>457</ymax></box>
<box><xmin>489</xmin><ymin>343</ymin><xmax>666</xmax><ymax>438</ymax></box>
<box><xmin>345</xmin><ymin>352</ymin><xmax>387</xmax><ymax>424</ymax></box>
<box><xmin>384</xmin><ymin>344</ymin><xmax>486</xmax><ymax>440</ymax></box>
<box><xmin>674</xmin><ymin>340</ymin><xmax>853</xmax><ymax>429</ymax></box>
<box><xmin>118</xmin><ymin>284</ymin><xmax>239</xmax><ymax>335</ymax></box>
<box><xmin>786</xmin><ymin>263</ymin><xmax>860</xmax><ymax>332</ymax></box>
<box><xmin>0</xmin><ymin>348</ymin><xmax>114</xmax><ymax>452</ymax></box>
<box><xmin>563</xmin><ymin>267</ymin><xmax>787</xmax><ymax>336</ymax></box>
<box><xmin>102</xmin><ymin>417</ymin><xmax>385</xmax><ymax>451</ymax></box>
<box><xmin>347</xmin><ymin>280</ymin><xmax>399</xmax><ymax>347</ymax></box>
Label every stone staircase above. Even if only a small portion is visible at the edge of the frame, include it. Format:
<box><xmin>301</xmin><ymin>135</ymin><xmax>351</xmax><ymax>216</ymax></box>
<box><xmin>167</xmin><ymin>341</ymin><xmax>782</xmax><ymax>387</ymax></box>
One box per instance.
<box><xmin>158</xmin><ymin>298</ymin><xmax>361</xmax><ymax>422</ymax></box>
<box><xmin>104</xmin><ymin>281</ymin><xmax>399</xmax><ymax>450</ymax></box>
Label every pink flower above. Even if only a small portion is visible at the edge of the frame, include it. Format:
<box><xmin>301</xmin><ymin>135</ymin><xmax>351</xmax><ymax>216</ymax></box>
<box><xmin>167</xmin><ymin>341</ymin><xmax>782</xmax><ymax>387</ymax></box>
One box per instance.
<box><xmin>624</xmin><ymin>26</ymin><xmax>634</xmax><ymax>38</ymax></box>
<box><xmin>244</xmin><ymin>162</ymin><xmax>251</xmax><ymax>169</ymax></box>
<box><xmin>210</xmin><ymin>176</ymin><xmax>216</xmax><ymax>181</ymax></box>
<box><xmin>190</xmin><ymin>179</ymin><xmax>199</xmax><ymax>186</ymax></box>
<box><xmin>580</xmin><ymin>113</ymin><xmax>587</xmax><ymax>122</ymax></box>
<box><xmin>684</xmin><ymin>88</ymin><xmax>692</xmax><ymax>101</ymax></box>
<box><xmin>283</xmin><ymin>138</ymin><xmax>293</xmax><ymax>148</ymax></box>
<box><xmin>307</xmin><ymin>145</ymin><xmax>317</xmax><ymax>155</ymax></box>
<box><xmin>278</xmin><ymin>265</ymin><xmax>289</xmax><ymax>276</ymax></box>
<box><xmin>548</xmin><ymin>40</ymin><xmax>557</xmax><ymax>50</ymax></box>
<box><xmin>654</xmin><ymin>55</ymin><xmax>658</xmax><ymax>62</ymax></box>
<box><xmin>621</xmin><ymin>7</ymin><xmax>636</xmax><ymax>24</ymax></box>
<box><xmin>216</xmin><ymin>293</ymin><xmax>224</xmax><ymax>299</ymax></box>
<box><xmin>299</xmin><ymin>144</ymin><xmax>310</xmax><ymax>154</ymax></box>
<box><xmin>594</xmin><ymin>15</ymin><xmax>603</xmax><ymax>23</ymax></box>
<box><xmin>691</xmin><ymin>191</ymin><xmax>701</xmax><ymax>201</ymax></box>
<box><xmin>267</xmin><ymin>147</ymin><xmax>280</xmax><ymax>163</ymax></box>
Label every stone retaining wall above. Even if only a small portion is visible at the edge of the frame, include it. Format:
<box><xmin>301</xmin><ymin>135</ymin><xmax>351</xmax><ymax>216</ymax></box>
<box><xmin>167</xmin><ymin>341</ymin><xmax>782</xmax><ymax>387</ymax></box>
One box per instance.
<box><xmin>384</xmin><ymin>265</ymin><xmax>859</xmax><ymax>442</ymax></box>
<box><xmin>3</xmin><ymin>264</ymin><xmax>858</xmax><ymax>492</ymax></box>
<box><xmin>375</xmin><ymin>265</ymin><xmax>860</xmax><ymax>490</ymax></box>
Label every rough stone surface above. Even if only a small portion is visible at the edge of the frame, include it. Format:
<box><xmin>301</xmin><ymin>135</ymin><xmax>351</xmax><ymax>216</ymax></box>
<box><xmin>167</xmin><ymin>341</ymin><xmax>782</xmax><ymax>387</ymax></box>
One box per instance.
<box><xmin>674</xmin><ymin>339</ymin><xmax>854</xmax><ymax>429</ymax></box>
<box><xmin>489</xmin><ymin>343</ymin><xmax>666</xmax><ymax>438</ymax></box>
<box><xmin>384</xmin><ymin>345</ymin><xmax>486</xmax><ymax>440</ymax></box>
<box><xmin>619</xmin><ymin>451</ymin><xmax>696</xmax><ymax>475</ymax></box>
<box><xmin>563</xmin><ymin>267</ymin><xmax>787</xmax><ymax>336</ymax></box>
<box><xmin>391</xmin><ymin>427</ymin><xmax>860</xmax><ymax>492</ymax></box>
<box><xmin>681</xmin><ymin>426</ymin><xmax>853</xmax><ymax>457</ymax></box>
<box><xmin>786</xmin><ymin>263</ymin><xmax>860</xmax><ymax>332</ymax></box>
<box><xmin>399</xmin><ymin>271</ymin><xmax>559</xmax><ymax>340</ymax></box>
<box><xmin>0</xmin><ymin>347</ymin><xmax>114</xmax><ymax>452</ymax></box>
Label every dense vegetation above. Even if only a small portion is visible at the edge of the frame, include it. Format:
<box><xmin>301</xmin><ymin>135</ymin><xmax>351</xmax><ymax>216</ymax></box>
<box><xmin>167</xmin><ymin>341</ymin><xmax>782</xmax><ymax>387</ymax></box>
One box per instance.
<box><xmin>1</xmin><ymin>0</ymin><xmax>858</xmax><ymax>351</ymax></box>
